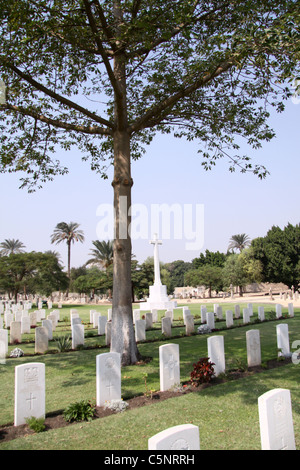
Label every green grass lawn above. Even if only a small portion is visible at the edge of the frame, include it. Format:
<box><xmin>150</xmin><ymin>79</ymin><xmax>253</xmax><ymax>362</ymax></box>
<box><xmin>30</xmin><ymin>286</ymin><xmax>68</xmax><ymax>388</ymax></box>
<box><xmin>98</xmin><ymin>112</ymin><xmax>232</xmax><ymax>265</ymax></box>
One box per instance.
<box><xmin>0</xmin><ymin>302</ymin><xmax>299</xmax><ymax>450</ymax></box>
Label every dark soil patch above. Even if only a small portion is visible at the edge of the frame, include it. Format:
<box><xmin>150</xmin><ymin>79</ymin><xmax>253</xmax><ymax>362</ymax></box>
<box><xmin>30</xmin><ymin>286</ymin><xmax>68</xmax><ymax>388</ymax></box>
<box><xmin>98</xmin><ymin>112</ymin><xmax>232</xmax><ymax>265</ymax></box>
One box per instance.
<box><xmin>0</xmin><ymin>356</ymin><xmax>291</xmax><ymax>444</ymax></box>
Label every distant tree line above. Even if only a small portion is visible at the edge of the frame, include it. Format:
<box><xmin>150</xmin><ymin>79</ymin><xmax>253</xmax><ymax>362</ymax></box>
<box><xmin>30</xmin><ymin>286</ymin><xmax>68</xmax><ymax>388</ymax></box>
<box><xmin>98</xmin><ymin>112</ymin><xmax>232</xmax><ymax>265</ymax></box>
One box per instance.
<box><xmin>0</xmin><ymin>223</ymin><xmax>298</xmax><ymax>301</ymax></box>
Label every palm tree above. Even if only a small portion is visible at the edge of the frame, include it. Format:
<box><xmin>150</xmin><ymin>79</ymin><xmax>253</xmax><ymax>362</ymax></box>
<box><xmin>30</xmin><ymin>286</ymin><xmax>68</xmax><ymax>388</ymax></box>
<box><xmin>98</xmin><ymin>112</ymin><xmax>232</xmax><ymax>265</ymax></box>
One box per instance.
<box><xmin>0</xmin><ymin>238</ymin><xmax>26</xmax><ymax>255</ymax></box>
<box><xmin>228</xmin><ymin>233</ymin><xmax>251</xmax><ymax>253</ymax></box>
<box><xmin>50</xmin><ymin>222</ymin><xmax>85</xmax><ymax>279</ymax></box>
<box><xmin>86</xmin><ymin>240</ymin><xmax>114</xmax><ymax>270</ymax></box>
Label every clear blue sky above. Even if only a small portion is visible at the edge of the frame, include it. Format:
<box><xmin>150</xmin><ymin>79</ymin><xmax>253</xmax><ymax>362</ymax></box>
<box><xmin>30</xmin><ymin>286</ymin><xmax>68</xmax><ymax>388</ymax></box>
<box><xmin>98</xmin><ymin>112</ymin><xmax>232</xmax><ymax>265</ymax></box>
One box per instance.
<box><xmin>0</xmin><ymin>98</ymin><xmax>299</xmax><ymax>270</ymax></box>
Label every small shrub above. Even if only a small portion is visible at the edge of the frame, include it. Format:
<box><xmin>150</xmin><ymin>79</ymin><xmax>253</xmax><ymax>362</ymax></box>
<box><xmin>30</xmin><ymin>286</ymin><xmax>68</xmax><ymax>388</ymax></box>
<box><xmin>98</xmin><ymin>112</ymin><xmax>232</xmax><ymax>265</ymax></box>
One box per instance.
<box><xmin>25</xmin><ymin>416</ymin><xmax>46</xmax><ymax>433</ymax></box>
<box><xmin>190</xmin><ymin>357</ymin><xmax>215</xmax><ymax>386</ymax></box>
<box><xmin>63</xmin><ymin>400</ymin><xmax>95</xmax><ymax>422</ymax></box>
<box><xmin>55</xmin><ymin>335</ymin><xmax>71</xmax><ymax>352</ymax></box>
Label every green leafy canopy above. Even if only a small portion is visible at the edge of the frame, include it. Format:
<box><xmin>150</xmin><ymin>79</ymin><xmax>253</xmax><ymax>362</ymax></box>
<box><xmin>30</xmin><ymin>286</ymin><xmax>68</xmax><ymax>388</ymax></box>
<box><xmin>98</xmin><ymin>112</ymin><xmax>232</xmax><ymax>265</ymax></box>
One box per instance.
<box><xmin>0</xmin><ymin>0</ymin><xmax>299</xmax><ymax>189</ymax></box>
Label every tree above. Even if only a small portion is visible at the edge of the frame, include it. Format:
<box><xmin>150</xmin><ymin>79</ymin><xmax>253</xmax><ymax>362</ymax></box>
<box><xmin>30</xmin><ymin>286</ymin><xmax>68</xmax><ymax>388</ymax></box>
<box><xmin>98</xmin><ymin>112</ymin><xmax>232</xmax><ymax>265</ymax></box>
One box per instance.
<box><xmin>50</xmin><ymin>222</ymin><xmax>85</xmax><ymax>281</ymax></box>
<box><xmin>0</xmin><ymin>239</ymin><xmax>26</xmax><ymax>255</ymax></box>
<box><xmin>192</xmin><ymin>250</ymin><xmax>228</xmax><ymax>268</ymax></box>
<box><xmin>0</xmin><ymin>1</ymin><xmax>299</xmax><ymax>364</ymax></box>
<box><xmin>86</xmin><ymin>240</ymin><xmax>114</xmax><ymax>269</ymax></box>
<box><xmin>228</xmin><ymin>234</ymin><xmax>251</xmax><ymax>253</ymax></box>
<box><xmin>222</xmin><ymin>250</ymin><xmax>263</xmax><ymax>296</ymax></box>
<box><xmin>184</xmin><ymin>265</ymin><xmax>223</xmax><ymax>298</ymax></box>
<box><xmin>251</xmin><ymin>223</ymin><xmax>300</xmax><ymax>288</ymax></box>
<box><xmin>0</xmin><ymin>251</ymin><xmax>68</xmax><ymax>301</ymax></box>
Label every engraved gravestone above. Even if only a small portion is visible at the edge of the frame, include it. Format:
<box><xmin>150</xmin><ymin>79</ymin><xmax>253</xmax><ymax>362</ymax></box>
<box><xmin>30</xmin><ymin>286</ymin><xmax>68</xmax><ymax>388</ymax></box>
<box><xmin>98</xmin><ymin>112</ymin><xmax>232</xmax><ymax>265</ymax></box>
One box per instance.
<box><xmin>185</xmin><ymin>315</ymin><xmax>194</xmax><ymax>335</ymax></box>
<box><xmin>42</xmin><ymin>319</ymin><xmax>53</xmax><ymax>340</ymax></box>
<box><xmin>159</xmin><ymin>343</ymin><xmax>180</xmax><ymax>391</ymax></box>
<box><xmin>0</xmin><ymin>329</ymin><xmax>8</xmax><ymax>356</ymax></box>
<box><xmin>10</xmin><ymin>321</ymin><xmax>22</xmax><ymax>344</ymax></box>
<box><xmin>207</xmin><ymin>335</ymin><xmax>225</xmax><ymax>376</ymax></box>
<box><xmin>96</xmin><ymin>352</ymin><xmax>121</xmax><ymax>407</ymax></box>
<box><xmin>246</xmin><ymin>329</ymin><xmax>261</xmax><ymax>367</ymax></box>
<box><xmin>145</xmin><ymin>312</ymin><xmax>153</xmax><ymax>330</ymax></box>
<box><xmin>98</xmin><ymin>315</ymin><xmax>107</xmax><ymax>335</ymax></box>
<box><xmin>35</xmin><ymin>326</ymin><xmax>48</xmax><ymax>354</ymax></box>
<box><xmin>161</xmin><ymin>316</ymin><xmax>172</xmax><ymax>337</ymax></box>
<box><xmin>226</xmin><ymin>310</ymin><xmax>233</xmax><ymax>328</ymax></box>
<box><xmin>206</xmin><ymin>311</ymin><xmax>215</xmax><ymax>330</ymax></box>
<box><xmin>14</xmin><ymin>362</ymin><xmax>45</xmax><ymax>426</ymax></box>
<box><xmin>243</xmin><ymin>308</ymin><xmax>250</xmax><ymax>324</ymax></box>
<box><xmin>148</xmin><ymin>424</ymin><xmax>200</xmax><ymax>450</ymax></box>
<box><xmin>72</xmin><ymin>324</ymin><xmax>84</xmax><ymax>349</ymax></box>
<box><xmin>258</xmin><ymin>306</ymin><xmax>265</xmax><ymax>321</ymax></box>
<box><xmin>276</xmin><ymin>324</ymin><xmax>290</xmax><ymax>356</ymax></box>
<box><xmin>201</xmin><ymin>305</ymin><xmax>207</xmax><ymax>323</ymax></box>
<box><xmin>135</xmin><ymin>319</ymin><xmax>146</xmax><ymax>342</ymax></box>
<box><xmin>276</xmin><ymin>304</ymin><xmax>282</xmax><ymax>319</ymax></box>
<box><xmin>234</xmin><ymin>304</ymin><xmax>240</xmax><ymax>319</ymax></box>
<box><xmin>21</xmin><ymin>316</ymin><xmax>31</xmax><ymax>334</ymax></box>
<box><xmin>258</xmin><ymin>388</ymin><xmax>296</xmax><ymax>450</ymax></box>
<box><xmin>288</xmin><ymin>303</ymin><xmax>294</xmax><ymax>317</ymax></box>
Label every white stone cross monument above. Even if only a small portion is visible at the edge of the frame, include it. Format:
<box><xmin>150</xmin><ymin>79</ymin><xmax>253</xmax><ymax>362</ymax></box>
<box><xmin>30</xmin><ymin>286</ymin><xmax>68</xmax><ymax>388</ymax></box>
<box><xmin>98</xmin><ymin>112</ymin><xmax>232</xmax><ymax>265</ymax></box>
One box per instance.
<box><xmin>140</xmin><ymin>234</ymin><xmax>177</xmax><ymax>311</ymax></box>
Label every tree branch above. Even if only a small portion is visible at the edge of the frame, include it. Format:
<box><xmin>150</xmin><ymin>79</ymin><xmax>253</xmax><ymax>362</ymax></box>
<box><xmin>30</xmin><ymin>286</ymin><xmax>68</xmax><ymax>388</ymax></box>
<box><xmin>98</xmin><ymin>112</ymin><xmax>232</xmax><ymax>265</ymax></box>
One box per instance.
<box><xmin>129</xmin><ymin>59</ymin><xmax>234</xmax><ymax>133</ymax></box>
<box><xmin>0</xmin><ymin>103</ymin><xmax>112</xmax><ymax>136</ymax></box>
<box><xmin>1</xmin><ymin>60</ymin><xmax>114</xmax><ymax>130</ymax></box>
<box><xmin>90</xmin><ymin>0</ymin><xmax>118</xmax><ymax>53</ymax></box>
<box><xmin>83</xmin><ymin>0</ymin><xmax>123</xmax><ymax>100</ymax></box>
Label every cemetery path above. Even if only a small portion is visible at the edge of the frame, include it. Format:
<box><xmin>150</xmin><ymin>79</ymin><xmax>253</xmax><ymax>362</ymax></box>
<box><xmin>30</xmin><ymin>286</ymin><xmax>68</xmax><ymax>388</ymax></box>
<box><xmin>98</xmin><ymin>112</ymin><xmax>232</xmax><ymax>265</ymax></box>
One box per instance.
<box><xmin>0</xmin><ymin>357</ymin><xmax>291</xmax><ymax>444</ymax></box>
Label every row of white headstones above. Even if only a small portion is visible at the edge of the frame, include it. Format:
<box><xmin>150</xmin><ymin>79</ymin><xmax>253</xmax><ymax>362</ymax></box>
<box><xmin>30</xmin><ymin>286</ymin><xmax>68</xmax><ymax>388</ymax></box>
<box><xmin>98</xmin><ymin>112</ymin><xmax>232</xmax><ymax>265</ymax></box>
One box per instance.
<box><xmin>14</xmin><ymin>326</ymin><xmax>296</xmax><ymax>450</ymax></box>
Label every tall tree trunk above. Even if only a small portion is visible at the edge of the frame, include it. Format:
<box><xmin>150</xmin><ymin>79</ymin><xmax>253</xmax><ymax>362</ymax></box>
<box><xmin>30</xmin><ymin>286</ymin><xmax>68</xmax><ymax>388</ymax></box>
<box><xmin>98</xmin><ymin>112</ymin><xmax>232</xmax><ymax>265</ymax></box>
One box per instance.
<box><xmin>66</xmin><ymin>240</ymin><xmax>71</xmax><ymax>297</ymax></box>
<box><xmin>110</xmin><ymin>32</ymin><xmax>141</xmax><ymax>365</ymax></box>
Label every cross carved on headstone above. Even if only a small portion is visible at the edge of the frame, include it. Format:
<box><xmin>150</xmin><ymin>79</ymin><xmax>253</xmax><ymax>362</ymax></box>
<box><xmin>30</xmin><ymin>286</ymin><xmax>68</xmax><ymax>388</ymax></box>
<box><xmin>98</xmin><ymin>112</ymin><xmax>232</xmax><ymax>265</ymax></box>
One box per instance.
<box><xmin>165</xmin><ymin>354</ymin><xmax>178</xmax><ymax>381</ymax></box>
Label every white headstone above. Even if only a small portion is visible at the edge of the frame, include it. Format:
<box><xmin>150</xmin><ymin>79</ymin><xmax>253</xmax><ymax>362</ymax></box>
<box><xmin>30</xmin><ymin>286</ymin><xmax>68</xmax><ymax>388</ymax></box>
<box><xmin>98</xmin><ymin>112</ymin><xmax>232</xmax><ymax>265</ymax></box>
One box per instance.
<box><xmin>10</xmin><ymin>321</ymin><xmax>22</xmax><ymax>344</ymax></box>
<box><xmin>133</xmin><ymin>309</ymin><xmax>140</xmax><ymax>325</ymax></box>
<box><xmin>161</xmin><ymin>316</ymin><xmax>172</xmax><ymax>337</ymax></box>
<box><xmin>247</xmin><ymin>303</ymin><xmax>253</xmax><ymax>316</ymax></box>
<box><xmin>207</xmin><ymin>335</ymin><xmax>225</xmax><ymax>376</ymax></box>
<box><xmin>151</xmin><ymin>309</ymin><xmax>158</xmax><ymax>323</ymax></box>
<box><xmin>288</xmin><ymin>303</ymin><xmax>294</xmax><ymax>317</ymax></box>
<box><xmin>246</xmin><ymin>329</ymin><xmax>261</xmax><ymax>367</ymax></box>
<box><xmin>243</xmin><ymin>308</ymin><xmax>250</xmax><ymax>324</ymax></box>
<box><xmin>14</xmin><ymin>362</ymin><xmax>45</xmax><ymax>426</ymax></box>
<box><xmin>185</xmin><ymin>315</ymin><xmax>194</xmax><ymax>335</ymax></box>
<box><xmin>72</xmin><ymin>324</ymin><xmax>84</xmax><ymax>349</ymax></box>
<box><xmin>216</xmin><ymin>305</ymin><xmax>223</xmax><ymax>320</ymax></box>
<box><xmin>258</xmin><ymin>306</ymin><xmax>265</xmax><ymax>321</ymax></box>
<box><xmin>276</xmin><ymin>304</ymin><xmax>282</xmax><ymax>319</ymax></box>
<box><xmin>0</xmin><ymin>329</ymin><xmax>8</xmax><ymax>357</ymax></box>
<box><xmin>234</xmin><ymin>304</ymin><xmax>240</xmax><ymax>319</ymax></box>
<box><xmin>159</xmin><ymin>343</ymin><xmax>180</xmax><ymax>391</ymax></box>
<box><xmin>225</xmin><ymin>310</ymin><xmax>233</xmax><ymax>328</ymax></box>
<box><xmin>93</xmin><ymin>312</ymin><xmax>101</xmax><ymax>328</ymax></box>
<box><xmin>145</xmin><ymin>312</ymin><xmax>153</xmax><ymax>330</ymax></box>
<box><xmin>105</xmin><ymin>322</ymin><xmax>111</xmax><ymax>346</ymax></box>
<box><xmin>96</xmin><ymin>352</ymin><xmax>121</xmax><ymax>407</ymax></box>
<box><xmin>42</xmin><ymin>319</ymin><xmax>53</xmax><ymax>340</ymax></box>
<box><xmin>148</xmin><ymin>424</ymin><xmax>200</xmax><ymax>450</ymax></box>
<box><xmin>206</xmin><ymin>311</ymin><xmax>215</xmax><ymax>330</ymax></box>
<box><xmin>276</xmin><ymin>324</ymin><xmax>290</xmax><ymax>357</ymax></box>
<box><xmin>98</xmin><ymin>316</ymin><xmax>107</xmax><ymax>336</ymax></box>
<box><xmin>200</xmin><ymin>305</ymin><xmax>207</xmax><ymax>323</ymax></box>
<box><xmin>258</xmin><ymin>388</ymin><xmax>296</xmax><ymax>450</ymax></box>
<box><xmin>21</xmin><ymin>316</ymin><xmax>31</xmax><ymax>335</ymax></box>
<box><xmin>135</xmin><ymin>319</ymin><xmax>146</xmax><ymax>342</ymax></box>
<box><xmin>35</xmin><ymin>326</ymin><xmax>48</xmax><ymax>354</ymax></box>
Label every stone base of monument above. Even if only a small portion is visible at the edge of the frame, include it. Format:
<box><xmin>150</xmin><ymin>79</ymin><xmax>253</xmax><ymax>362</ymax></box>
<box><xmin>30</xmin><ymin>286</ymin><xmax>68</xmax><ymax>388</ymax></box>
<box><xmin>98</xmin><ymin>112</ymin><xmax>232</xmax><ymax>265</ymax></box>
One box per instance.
<box><xmin>140</xmin><ymin>284</ymin><xmax>177</xmax><ymax>311</ymax></box>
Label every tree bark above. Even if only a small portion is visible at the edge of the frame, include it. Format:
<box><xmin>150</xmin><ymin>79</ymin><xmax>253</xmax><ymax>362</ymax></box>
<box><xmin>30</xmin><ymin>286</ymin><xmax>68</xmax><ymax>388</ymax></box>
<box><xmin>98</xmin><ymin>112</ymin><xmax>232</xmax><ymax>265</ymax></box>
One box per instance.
<box><xmin>110</xmin><ymin>130</ymin><xmax>141</xmax><ymax>365</ymax></box>
<box><xmin>110</xmin><ymin>33</ymin><xmax>141</xmax><ymax>365</ymax></box>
